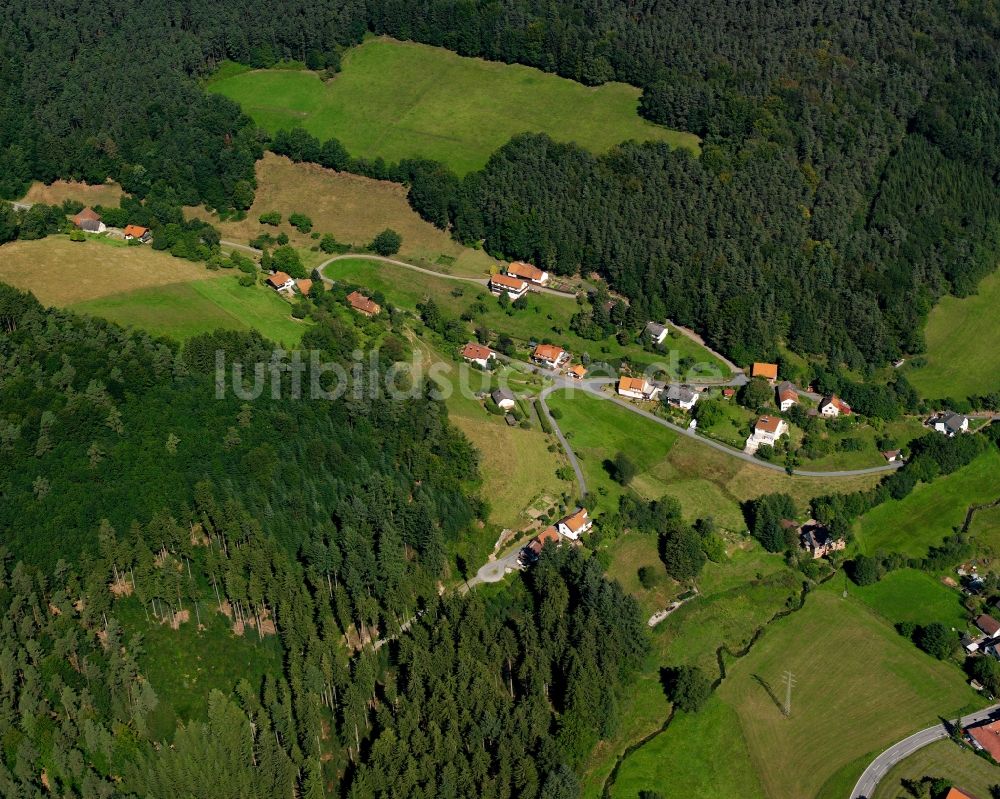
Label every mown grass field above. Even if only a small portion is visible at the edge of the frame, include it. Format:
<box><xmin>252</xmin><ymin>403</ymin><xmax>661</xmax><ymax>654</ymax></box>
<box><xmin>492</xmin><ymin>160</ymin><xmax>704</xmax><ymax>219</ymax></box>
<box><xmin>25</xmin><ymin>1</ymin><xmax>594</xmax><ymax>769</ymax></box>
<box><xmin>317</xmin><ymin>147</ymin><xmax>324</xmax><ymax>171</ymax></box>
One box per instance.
<box><xmin>326</xmin><ymin>256</ymin><xmax>733</xmax><ymax>376</ymax></box>
<box><xmin>0</xmin><ymin>236</ymin><xmax>216</xmax><ymax>305</ymax></box>
<box><xmin>852</xmin><ymin>569</ymin><xmax>969</xmax><ymax>630</ymax></box>
<box><xmin>907</xmin><ymin>268</ymin><xmax>1000</xmax><ymax>400</ymax></box>
<box><xmin>22</xmin><ymin>178</ymin><xmax>124</xmax><ymax>208</ymax></box>
<box><xmin>197</xmin><ymin>153</ymin><xmax>497</xmax><ymax>277</ymax></box>
<box><xmin>544</xmin><ymin>389</ymin><xmax>881</xmax><ymax>526</ymax></box>
<box><xmin>716</xmin><ymin>584</ymin><xmax>976</xmax><ymax>799</ymax></box>
<box><xmin>854</xmin><ymin>447</ymin><xmax>1000</xmax><ymax>557</ymax></box>
<box><xmin>872</xmin><ymin>739</ymin><xmax>1000</xmax><ymax>799</ymax></box>
<box><xmin>72</xmin><ymin>275</ymin><xmax>308</xmax><ymax>345</ymax></box>
<box><xmin>208</xmin><ymin>38</ymin><xmax>699</xmax><ymax>175</ymax></box>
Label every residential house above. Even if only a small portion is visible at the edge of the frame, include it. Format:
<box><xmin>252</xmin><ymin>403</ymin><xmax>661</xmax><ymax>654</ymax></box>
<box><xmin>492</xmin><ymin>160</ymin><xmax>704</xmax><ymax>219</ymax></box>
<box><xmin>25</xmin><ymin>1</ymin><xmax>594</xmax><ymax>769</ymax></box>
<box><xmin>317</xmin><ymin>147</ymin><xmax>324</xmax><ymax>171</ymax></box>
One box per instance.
<box><xmin>777</xmin><ymin>381</ymin><xmax>798</xmax><ymax>412</ymax></box>
<box><xmin>819</xmin><ymin>395</ymin><xmax>852</xmax><ymax>417</ymax></box>
<box><xmin>122</xmin><ymin>224</ymin><xmax>151</xmax><ymax>242</ymax></box>
<box><xmin>975</xmin><ymin>614</ymin><xmax>1000</xmax><ymax>638</ymax></box>
<box><xmin>643</xmin><ymin>321</ymin><xmax>669</xmax><ymax>345</ymax></box>
<box><xmin>568</xmin><ymin>364</ymin><xmax>587</xmax><ymax>380</ymax></box>
<box><xmin>519</xmin><ymin>525</ymin><xmax>561</xmax><ymax>566</ymax></box>
<box><xmin>967</xmin><ymin>718</ymin><xmax>1000</xmax><ymax>762</ymax></box>
<box><xmin>799</xmin><ymin>520</ymin><xmax>845</xmax><ymax>559</ymax></box>
<box><xmin>945</xmin><ymin>787</ymin><xmax>983</xmax><ymax>799</ymax></box>
<box><xmin>932</xmin><ymin>411</ymin><xmax>969</xmax><ymax>437</ymax></box>
<box><xmin>721</xmin><ymin>388</ymin><xmax>736</xmax><ymax>400</ymax></box>
<box><xmin>491</xmin><ymin>387</ymin><xmax>517</xmax><ymax>411</ymax></box>
<box><xmin>506</xmin><ymin>261</ymin><xmax>549</xmax><ymax>286</ymax></box>
<box><xmin>347</xmin><ymin>290</ymin><xmax>381</xmax><ymax>317</ymax></box>
<box><xmin>489</xmin><ymin>273</ymin><xmax>529</xmax><ymax>300</ymax></box>
<box><xmin>531</xmin><ymin>343</ymin><xmax>569</xmax><ymax>369</ymax></box>
<box><xmin>72</xmin><ymin>207</ymin><xmax>106</xmax><ymax>233</ymax></box>
<box><xmin>882</xmin><ymin>449</ymin><xmax>902</xmax><ymax>463</ymax></box>
<box><xmin>618</xmin><ymin>376</ymin><xmax>657</xmax><ymax>400</ymax></box>
<box><xmin>557</xmin><ymin>508</ymin><xmax>593</xmax><ymax>540</ymax></box>
<box><xmin>461</xmin><ymin>342</ymin><xmax>496</xmax><ymax>368</ymax></box>
<box><xmin>751</xmin><ymin>362</ymin><xmax>779</xmax><ymax>382</ymax></box>
<box><xmin>962</xmin><ymin>631</ymin><xmax>986</xmax><ymax>653</ymax></box>
<box><xmin>665</xmin><ymin>384</ymin><xmax>700</xmax><ymax>410</ymax></box>
<box><xmin>745</xmin><ymin>415</ymin><xmax>788</xmax><ymax>453</ymax></box>
<box><xmin>296</xmin><ymin>279</ymin><xmax>313</xmax><ymax>296</ymax></box>
<box><xmin>266</xmin><ymin>271</ymin><xmax>295</xmax><ymax>292</ymax></box>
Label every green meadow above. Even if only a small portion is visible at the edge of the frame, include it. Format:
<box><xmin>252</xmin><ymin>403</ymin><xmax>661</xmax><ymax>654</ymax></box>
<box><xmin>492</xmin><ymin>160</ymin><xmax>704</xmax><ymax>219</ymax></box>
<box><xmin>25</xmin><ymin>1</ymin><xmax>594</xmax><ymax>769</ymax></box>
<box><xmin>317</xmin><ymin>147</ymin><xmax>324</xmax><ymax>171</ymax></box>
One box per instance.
<box><xmin>854</xmin><ymin>447</ymin><xmax>1000</xmax><ymax>557</ymax></box>
<box><xmin>72</xmin><ymin>275</ymin><xmax>308</xmax><ymax>346</ymax></box>
<box><xmin>851</xmin><ymin>569</ymin><xmax>969</xmax><ymax>630</ymax></box>
<box><xmin>208</xmin><ymin>37</ymin><xmax>699</xmax><ymax>175</ymax></box>
<box><xmin>907</xmin><ymin>268</ymin><xmax>1000</xmax><ymax>400</ymax></box>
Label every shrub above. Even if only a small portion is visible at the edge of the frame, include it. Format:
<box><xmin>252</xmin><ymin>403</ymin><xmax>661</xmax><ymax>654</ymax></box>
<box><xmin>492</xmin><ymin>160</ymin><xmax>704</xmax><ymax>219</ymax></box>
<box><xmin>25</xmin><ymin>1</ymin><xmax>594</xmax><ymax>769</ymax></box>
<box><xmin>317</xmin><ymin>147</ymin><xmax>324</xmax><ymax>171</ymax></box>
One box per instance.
<box><xmin>258</xmin><ymin>211</ymin><xmax>281</xmax><ymax>226</ymax></box>
<box><xmin>69</xmin><ymin>229</ymin><xmax>86</xmax><ymax>242</ymax></box>
<box><xmin>289</xmin><ymin>212</ymin><xmax>312</xmax><ymax>233</ymax></box>
<box><xmin>370</xmin><ymin>228</ymin><xmax>402</xmax><ymax>256</ymax></box>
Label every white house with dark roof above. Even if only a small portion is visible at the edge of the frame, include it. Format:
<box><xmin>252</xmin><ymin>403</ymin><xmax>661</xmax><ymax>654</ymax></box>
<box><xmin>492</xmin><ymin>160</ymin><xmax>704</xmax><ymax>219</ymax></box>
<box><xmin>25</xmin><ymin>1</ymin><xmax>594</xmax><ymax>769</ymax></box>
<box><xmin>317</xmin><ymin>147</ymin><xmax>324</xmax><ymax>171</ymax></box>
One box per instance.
<box><xmin>665</xmin><ymin>384</ymin><xmax>700</xmax><ymax>410</ymax></box>
<box><xmin>932</xmin><ymin>411</ymin><xmax>969</xmax><ymax>437</ymax></box>
<box><xmin>491</xmin><ymin>387</ymin><xmax>516</xmax><ymax>411</ymax></box>
<box><xmin>643</xmin><ymin>321</ymin><xmax>669</xmax><ymax>345</ymax></box>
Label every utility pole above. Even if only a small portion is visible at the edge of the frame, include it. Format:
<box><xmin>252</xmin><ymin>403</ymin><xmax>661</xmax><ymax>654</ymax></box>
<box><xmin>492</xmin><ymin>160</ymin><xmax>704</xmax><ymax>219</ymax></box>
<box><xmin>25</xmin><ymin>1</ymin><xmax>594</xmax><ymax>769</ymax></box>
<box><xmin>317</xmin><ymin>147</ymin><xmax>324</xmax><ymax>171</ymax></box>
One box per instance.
<box><xmin>782</xmin><ymin>670</ymin><xmax>796</xmax><ymax>716</ymax></box>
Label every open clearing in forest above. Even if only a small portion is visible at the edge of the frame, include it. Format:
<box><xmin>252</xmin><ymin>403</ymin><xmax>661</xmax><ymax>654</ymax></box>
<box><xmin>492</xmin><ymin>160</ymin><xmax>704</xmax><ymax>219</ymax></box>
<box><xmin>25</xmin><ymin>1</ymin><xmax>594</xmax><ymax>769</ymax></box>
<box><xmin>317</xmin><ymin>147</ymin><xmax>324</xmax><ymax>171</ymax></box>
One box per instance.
<box><xmin>194</xmin><ymin>153</ymin><xmax>497</xmax><ymax>277</ymax></box>
<box><xmin>0</xmin><ymin>236</ymin><xmax>216</xmax><ymax>305</ymax></box>
<box><xmin>208</xmin><ymin>37</ymin><xmax>699</xmax><ymax>175</ymax></box>
<box><xmin>907</xmin><ymin>268</ymin><xmax>1000</xmax><ymax>400</ymax></box>
<box><xmin>22</xmin><ymin>179</ymin><xmax>124</xmax><ymax>209</ymax></box>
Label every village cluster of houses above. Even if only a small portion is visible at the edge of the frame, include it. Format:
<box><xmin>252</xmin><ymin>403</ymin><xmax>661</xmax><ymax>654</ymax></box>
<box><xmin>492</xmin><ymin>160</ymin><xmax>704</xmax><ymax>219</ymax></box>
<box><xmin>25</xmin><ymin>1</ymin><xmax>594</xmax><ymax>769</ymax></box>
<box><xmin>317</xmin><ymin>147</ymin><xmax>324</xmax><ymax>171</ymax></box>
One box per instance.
<box><xmin>72</xmin><ymin>207</ymin><xmax>150</xmax><ymax>242</ymax></box>
<box><xmin>265</xmin><ymin>272</ymin><xmax>383</xmax><ymax>318</ymax></box>
<box><xmin>488</xmin><ymin>261</ymin><xmax>550</xmax><ymax>300</ymax></box>
<box><xmin>517</xmin><ymin>507</ymin><xmax>593</xmax><ymax>567</ymax></box>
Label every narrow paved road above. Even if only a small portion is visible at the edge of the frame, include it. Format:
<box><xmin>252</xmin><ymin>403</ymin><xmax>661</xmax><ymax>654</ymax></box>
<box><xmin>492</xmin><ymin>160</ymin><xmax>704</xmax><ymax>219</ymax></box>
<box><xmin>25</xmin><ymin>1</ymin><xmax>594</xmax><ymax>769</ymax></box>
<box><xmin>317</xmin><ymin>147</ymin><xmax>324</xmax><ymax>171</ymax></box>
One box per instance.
<box><xmin>850</xmin><ymin>704</ymin><xmax>1000</xmax><ymax>798</ymax></box>
<box><xmin>536</xmin><ymin>373</ymin><xmax>905</xmax><ymax>479</ymax></box>
<box><xmin>538</xmin><ymin>384</ymin><xmax>589</xmax><ymax>498</ymax></box>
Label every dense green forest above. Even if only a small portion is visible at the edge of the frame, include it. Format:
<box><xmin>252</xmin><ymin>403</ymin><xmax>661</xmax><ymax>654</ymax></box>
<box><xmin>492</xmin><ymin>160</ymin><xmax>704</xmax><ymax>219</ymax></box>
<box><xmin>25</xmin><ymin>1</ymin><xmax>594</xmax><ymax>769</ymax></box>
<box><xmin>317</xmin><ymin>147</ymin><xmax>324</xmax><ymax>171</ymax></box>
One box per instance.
<box><xmin>3</xmin><ymin>1</ymin><xmax>999</xmax><ymax>365</ymax></box>
<box><xmin>0</xmin><ymin>284</ymin><xmax>646</xmax><ymax>796</ymax></box>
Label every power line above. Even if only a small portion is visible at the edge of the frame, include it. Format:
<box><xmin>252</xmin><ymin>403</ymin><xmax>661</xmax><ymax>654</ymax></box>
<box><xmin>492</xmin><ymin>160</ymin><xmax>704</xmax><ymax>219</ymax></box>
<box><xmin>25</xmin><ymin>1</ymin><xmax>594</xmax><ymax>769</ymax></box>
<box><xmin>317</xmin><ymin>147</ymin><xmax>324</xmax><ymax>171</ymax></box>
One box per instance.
<box><xmin>782</xmin><ymin>670</ymin><xmax>796</xmax><ymax>716</ymax></box>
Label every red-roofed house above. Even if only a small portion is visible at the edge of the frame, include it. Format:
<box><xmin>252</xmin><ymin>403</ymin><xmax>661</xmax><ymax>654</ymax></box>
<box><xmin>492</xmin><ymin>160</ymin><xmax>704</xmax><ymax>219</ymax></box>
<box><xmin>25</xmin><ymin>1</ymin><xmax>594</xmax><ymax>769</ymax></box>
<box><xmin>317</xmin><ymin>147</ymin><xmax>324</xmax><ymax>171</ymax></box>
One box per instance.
<box><xmin>745</xmin><ymin>415</ymin><xmax>789</xmax><ymax>453</ymax></box>
<box><xmin>568</xmin><ymin>364</ymin><xmax>587</xmax><ymax>380</ymax></box>
<box><xmin>266</xmin><ymin>271</ymin><xmax>295</xmax><ymax>291</ymax></box>
<box><xmin>777</xmin><ymin>381</ymin><xmax>798</xmax><ymax>412</ymax></box>
<box><xmin>968</xmin><ymin>718</ymin><xmax>1000</xmax><ymax>761</ymax></box>
<box><xmin>751</xmin><ymin>362</ymin><xmax>778</xmax><ymax>382</ymax></box>
<box><xmin>296</xmin><ymin>278</ymin><xmax>313</xmax><ymax>295</ymax></box>
<box><xmin>489</xmin><ymin>273</ymin><xmax>529</xmax><ymax>299</ymax></box>
<box><xmin>945</xmin><ymin>787</ymin><xmax>982</xmax><ymax>799</ymax></box>
<box><xmin>72</xmin><ymin>207</ymin><xmax>105</xmax><ymax>233</ymax></box>
<box><xmin>506</xmin><ymin>261</ymin><xmax>548</xmax><ymax>285</ymax></box>
<box><xmin>617</xmin><ymin>376</ymin><xmax>655</xmax><ymax>400</ymax></box>
<box><xmin>557</xmin><ymin>508</ymin><xmax>593</xmax><ymax>540</ymax></box>
<box><xmin>461</xmin><ymin>342</ymin><xmax>496</xmax><ymax>368</ymax></box>
<box><xmin>975</xmin><ymin>614</ymin><xmax>1000</xmax><ymax>637</ymax></box>
<box><xmin>123</xmin><ymin>224</ymin><xmax>151</xmax><ymax>243</ymax></box>
<box><xmin>819</xmin><ymin>395</ymin><xmax>852</xmax><ymax>417</ymax></box>
<box><xmin>347</xmin><ymin>290</ymin><xmax>381</xmax><ymax>317</ymax></box>
<box><xmin>531</xmin><ymin>344</ymin><xmax>569</xmax><ymax>369</ymax></box>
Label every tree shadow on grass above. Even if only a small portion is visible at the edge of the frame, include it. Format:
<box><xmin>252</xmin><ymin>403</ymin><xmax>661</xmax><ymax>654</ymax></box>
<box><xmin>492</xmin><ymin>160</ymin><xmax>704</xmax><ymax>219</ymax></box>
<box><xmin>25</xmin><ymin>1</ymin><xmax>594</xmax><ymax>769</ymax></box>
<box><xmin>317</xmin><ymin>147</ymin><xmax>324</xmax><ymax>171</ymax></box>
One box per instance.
<box><xmin>752</xmin><ymin>673</ymin><xmax>787</xmax><ymax>716</ymax></box>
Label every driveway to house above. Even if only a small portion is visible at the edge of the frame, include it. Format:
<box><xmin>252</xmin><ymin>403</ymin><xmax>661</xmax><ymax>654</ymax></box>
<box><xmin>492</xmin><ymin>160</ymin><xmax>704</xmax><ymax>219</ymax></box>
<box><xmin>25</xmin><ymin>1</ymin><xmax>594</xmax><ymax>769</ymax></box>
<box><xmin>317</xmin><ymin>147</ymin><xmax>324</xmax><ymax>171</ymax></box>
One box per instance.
<box><xmin>849</xmin><ymin>704</ymin><xmax>1000</xmax><ymax>798</ymax></box>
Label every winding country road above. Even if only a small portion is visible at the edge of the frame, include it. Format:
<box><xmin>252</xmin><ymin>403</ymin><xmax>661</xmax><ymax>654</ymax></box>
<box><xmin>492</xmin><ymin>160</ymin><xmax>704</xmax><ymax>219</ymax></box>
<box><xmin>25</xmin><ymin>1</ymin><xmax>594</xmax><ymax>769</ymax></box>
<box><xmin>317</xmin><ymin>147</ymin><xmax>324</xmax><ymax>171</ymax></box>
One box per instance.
<box><xmin>850</xmin><ymin>704</ymin><xmax>1000</xmax><ymax>798</ymax></box>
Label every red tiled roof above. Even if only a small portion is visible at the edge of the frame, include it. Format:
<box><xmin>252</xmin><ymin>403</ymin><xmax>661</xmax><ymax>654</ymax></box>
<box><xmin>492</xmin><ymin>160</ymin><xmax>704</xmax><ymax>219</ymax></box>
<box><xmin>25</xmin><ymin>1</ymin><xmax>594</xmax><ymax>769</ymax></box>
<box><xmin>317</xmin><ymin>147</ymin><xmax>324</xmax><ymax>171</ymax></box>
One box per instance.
<box><xmin>72</xmin><ymin>207</ymin><xmax>100</xmax><ymax>226</ymax></box>
<box><xmin>756</xmin><ymin>416</ymin><xmax>783</xmax><ymax>434</ymax></box>
<box><xmin>778</xmin><ymin>386</ymin><xmax>797</xmax><ymax>403</ymax></box>
<box><xmin>296</xmin><ymin>279</ymin><xmax>313</xmax><ymax>294</ymax></box>
<box><xmin>123</xmin><ymin>224</ymin><xmax>148</xmax><ymax>238</ymax></box>
<box><xmin>347</xmin><ymin>290</ymin><xmax>381</xmax><ymax>315</ymax></box>
<box><xmin>266</xmin><ymin>271</ymin><xmax>292</xmax><ymax>288</ymax></box>
<box><xmin>976</xmin><ymin>614</ymin><xmax>1000</xmax><ymax>636</ymax></box>
<box><xmin>490</xmin><ymin>273</ymin><xmax>528</xmax><ymax>291</ymax></box>
<box><xmin>618</xmin><ymin>376</ymin><xmax>648</xmax><ymax>394</ymax></box>
<box><xmin>969</xmin><ymin>719</ymin><xmax>1000</xmax><ymax>761</ymax></box>
<box><xmin>568</xmin><ymin>364</ymin><xmax>587</xmax><ymax>379</ymax></box>
<box><xmin>461</xmin><ymin>342</ymin><xmax>494</xmax><ymax>361</ymax></box>
<box><xmin>945</xmin><ymin>787</ymin><xmax>982</xmax><ymax>799</ymax></box>
<box><xmin>537</xmin><ymin>525</ymin><xmax>560</xmax><ymax>544</ymax></box>
<box><xmin>561</xmin><ymin>508</ymin><xmax>590</xmax><ymax>533</ymax></box>
<box><xmin>752</xmin><ymin>362</ymin><xmax>778</xmax><ymax>380</ymax></box>
<box><xmin>533</xmin><ymin>343</ymin><xmax>566</xmax><ymax>362</ymax></box>
<box><xmin>507</xmin><ymin>261</ymin><xmax>545</xmax><ymax>281</ymax></box>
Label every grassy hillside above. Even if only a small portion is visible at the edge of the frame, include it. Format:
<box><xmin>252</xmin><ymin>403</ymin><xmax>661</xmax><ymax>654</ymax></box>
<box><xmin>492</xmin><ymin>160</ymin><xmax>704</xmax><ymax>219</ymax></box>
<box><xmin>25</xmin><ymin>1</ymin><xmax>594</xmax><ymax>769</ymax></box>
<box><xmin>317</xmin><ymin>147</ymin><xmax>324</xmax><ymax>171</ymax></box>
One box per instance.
<box><xmin>854</xmin><ymin>447</ymin><xmax>1000</xmax><ymax>557</ymax></box>
<box><xmin>195</xmin><ymin>153</ymin><xmax>497</xmax><ymax>277</ymax></box>
<box><xmin>208</xmin><ymin>37</ymin><xmax>699</xmax><ymax>175</ymax></box>
<box><xmin>907</xmin><ymin>268</ymin><xmax>1000</xmax><ymax>400</ymax></box>
<box><xmin>716</xmin><ymin>585</ymin><xmax>975</xmax><ymax>799</ymax></box>
<box><xmin>72</xmin><ymin>277</ymin><xmax>308</xmax><ymax>346</ymax></box>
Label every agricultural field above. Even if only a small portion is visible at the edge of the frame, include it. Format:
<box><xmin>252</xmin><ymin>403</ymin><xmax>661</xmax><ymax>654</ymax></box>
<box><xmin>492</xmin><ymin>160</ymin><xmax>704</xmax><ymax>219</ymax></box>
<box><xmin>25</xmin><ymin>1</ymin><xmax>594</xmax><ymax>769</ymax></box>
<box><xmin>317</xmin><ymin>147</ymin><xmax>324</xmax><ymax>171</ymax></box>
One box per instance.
<box><xmin>208</xmin><ymin>37</ymin><xmax>699</xmax><ymax>175</ymax></box>
<box><xmin>872</xmin><ymin>739</ymin><xmax>1000</xmax><ymax>799</ymax></box>
<box><xmin>22</xmin><ymin>178</ymin><xmax>124</xmax><ymax>208</ymax></box>
<box><xmin>716</xmin><ymin>584</ymin><xmax>976</xmax><ymax>799</ymax></box>
<box><xmin>907</xmin><ymin>269</ymin><xmax>1000</xmax><ymax>400</ymax></box>
<box><xmin>544</xmin><ymin>389</ymin><xmax>881</xmax><ymax>525</ymax></box>
<box><xmin>854</xmin><ymin>447</ymin><xmax>1000</xmax><ymax>557</ymax></box>
<box><xmin>326</xmin><ymin>256</ymin><xmax>733</xmax><ymax>376</ymax></box>
<box><xmin>195</xmin><ymin>153</ymin><xmax>497</xmax><ymax>277</ymax></box>
<box><xmin>851</xmin><ymin>569</ymin><xmax>969</xmax><ymax>630</ymax></box>
<box><xmin>0</xmin><ymin>236</ymin><xmax>216</xmax><ymax>305</ymax></box>
<box><xmin>73</xmin><ymin>276</ymin><xmax>308</xmax><ymax>346</ymax></box>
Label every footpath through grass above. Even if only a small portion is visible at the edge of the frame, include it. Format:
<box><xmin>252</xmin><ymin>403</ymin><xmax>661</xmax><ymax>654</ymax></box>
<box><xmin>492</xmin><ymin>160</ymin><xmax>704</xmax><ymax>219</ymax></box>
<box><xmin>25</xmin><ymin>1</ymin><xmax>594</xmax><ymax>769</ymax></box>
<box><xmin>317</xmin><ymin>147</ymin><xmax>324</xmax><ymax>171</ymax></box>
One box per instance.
<box><xmin>907</xmin><ymin>268</ymin><xmax>1000</xmax><ymax>400</ymax></box>
<box><xmin>208</xmin><ymin>37</ymin><xmax>699</xmax><ymax>175</ymax></box>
